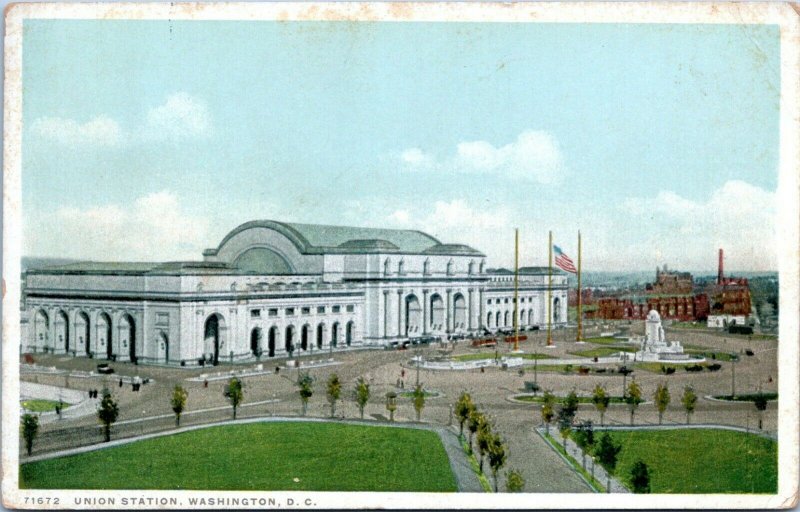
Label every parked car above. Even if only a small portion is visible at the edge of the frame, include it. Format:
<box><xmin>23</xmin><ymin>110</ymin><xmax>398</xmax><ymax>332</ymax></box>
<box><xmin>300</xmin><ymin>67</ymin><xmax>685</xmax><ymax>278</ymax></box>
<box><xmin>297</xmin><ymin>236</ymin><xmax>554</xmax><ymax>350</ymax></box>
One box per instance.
<box><xmin>96</xmin><ymin>363</ymin><xmax>115</xmax><ymax>375</ymax></box>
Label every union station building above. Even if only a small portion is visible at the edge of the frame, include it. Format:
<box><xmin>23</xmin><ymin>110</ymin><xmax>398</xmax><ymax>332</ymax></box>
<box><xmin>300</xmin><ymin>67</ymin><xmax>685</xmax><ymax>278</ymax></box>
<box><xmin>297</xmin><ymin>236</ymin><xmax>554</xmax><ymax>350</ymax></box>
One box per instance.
<box><xmin>21</xmin><ymin>221</ymin><xmax>568</xmax><ymax>366</ymax></box>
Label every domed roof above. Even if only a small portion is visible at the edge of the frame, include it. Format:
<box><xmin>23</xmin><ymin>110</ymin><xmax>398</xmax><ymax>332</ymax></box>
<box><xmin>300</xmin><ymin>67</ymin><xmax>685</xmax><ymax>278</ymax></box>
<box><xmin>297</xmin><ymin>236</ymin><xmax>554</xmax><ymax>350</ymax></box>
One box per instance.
<box><xmin>647</xmin><ymin>310</ymin><xmax>661</xmax><ymax>322</ymax></box>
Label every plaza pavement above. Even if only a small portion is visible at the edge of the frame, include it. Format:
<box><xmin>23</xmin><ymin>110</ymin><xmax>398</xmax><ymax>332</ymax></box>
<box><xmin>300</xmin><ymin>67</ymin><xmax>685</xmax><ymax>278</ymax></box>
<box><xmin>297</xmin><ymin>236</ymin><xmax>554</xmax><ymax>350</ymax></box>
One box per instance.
<box><xmin>18</xmin><ymin>322</ymin><xmax>778</xmax><ymax>493</ymax></box>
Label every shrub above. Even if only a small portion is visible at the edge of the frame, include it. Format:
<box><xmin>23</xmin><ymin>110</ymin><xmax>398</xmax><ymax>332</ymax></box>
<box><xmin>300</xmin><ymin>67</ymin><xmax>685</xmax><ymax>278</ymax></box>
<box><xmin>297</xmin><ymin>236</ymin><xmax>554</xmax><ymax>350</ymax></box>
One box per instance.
<box><xmin>630</xmin><ymin>460</ymin><xmax>651</xmax><ymax>493</ymax></box>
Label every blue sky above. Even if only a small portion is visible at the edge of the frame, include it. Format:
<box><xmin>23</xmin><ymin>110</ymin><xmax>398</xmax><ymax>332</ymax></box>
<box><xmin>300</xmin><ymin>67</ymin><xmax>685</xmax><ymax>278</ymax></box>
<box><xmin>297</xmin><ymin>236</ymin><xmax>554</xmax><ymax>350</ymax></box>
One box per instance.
<box><xmin>22</xmin><ymin>20</ymin><xmax>780</xmax><ymax>271</ymax></box>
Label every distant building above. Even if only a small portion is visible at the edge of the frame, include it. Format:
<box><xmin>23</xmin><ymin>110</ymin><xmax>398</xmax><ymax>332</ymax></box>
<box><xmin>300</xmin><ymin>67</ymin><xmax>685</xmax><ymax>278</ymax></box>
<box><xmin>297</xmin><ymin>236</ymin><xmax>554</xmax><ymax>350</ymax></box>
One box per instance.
<box><xmin>646</xmin><ymin>265</ymin><xmax>693</xmax><ymax>295</ymax></box>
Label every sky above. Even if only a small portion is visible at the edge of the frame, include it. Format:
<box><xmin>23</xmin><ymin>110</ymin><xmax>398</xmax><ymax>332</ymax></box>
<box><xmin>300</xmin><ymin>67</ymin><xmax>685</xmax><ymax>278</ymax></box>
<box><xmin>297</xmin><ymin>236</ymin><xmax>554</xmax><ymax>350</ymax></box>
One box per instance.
<box><xmin>21</xmin><ymin>20</ymin><xmax>780</xmax><ymax>272</ymax></box>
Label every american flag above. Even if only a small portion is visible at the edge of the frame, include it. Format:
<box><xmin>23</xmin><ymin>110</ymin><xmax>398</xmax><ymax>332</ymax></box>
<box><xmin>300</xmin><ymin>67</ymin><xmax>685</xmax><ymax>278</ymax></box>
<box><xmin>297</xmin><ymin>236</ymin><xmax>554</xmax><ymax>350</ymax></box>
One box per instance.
<box><xmin>553</xmin><ymin>245</ymin><xmax>577</xmax><ymax>273</ymax></box>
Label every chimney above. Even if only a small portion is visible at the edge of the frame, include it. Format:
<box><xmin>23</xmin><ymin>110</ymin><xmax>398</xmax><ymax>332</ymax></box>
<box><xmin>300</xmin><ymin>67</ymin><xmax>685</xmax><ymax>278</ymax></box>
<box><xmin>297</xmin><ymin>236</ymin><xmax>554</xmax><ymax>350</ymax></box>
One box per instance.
<box><xmin>718</xmin><ymin>248</ymin><xmax>724</xmax><ymax>284</ymax></box>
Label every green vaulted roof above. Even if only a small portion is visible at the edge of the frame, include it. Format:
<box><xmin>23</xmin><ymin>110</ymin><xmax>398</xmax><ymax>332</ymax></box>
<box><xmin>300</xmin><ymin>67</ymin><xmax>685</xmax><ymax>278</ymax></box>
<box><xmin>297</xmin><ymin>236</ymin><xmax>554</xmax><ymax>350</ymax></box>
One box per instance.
<box><xmin>208</xmin><ymin>220</ymin><xmax>485</xmax><ymax>256</ymax></box>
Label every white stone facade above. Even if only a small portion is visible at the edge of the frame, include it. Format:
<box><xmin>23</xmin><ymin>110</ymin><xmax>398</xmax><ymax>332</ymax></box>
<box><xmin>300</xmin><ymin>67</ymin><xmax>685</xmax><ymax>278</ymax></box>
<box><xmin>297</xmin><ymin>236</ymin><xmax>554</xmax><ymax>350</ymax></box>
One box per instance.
<box><xmin>21</xmin><ymin>221</ymin><xmax>568</xmax><ymax>366</ymax></box>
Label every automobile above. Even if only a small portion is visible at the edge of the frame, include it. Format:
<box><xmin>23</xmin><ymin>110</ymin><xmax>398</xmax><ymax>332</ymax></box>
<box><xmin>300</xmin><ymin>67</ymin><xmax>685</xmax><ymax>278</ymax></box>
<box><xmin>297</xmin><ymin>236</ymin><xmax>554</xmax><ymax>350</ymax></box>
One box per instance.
<box><xmin>96</xmin><ymin>363</ymin><xmax>115</xmax><ymax>375</ymax></box>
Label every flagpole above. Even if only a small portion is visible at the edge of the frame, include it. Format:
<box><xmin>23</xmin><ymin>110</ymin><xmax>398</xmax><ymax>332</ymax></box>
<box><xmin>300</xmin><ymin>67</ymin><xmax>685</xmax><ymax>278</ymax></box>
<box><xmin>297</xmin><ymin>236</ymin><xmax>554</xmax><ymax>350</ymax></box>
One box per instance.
<box><xmin>513</xmin><ymin>228</ymin><xmax>519</xmax><ymax>352</ymax></box>
<box><xmin>577</xmin><ymin>230</ymin><xmax>582</xmax><ymax>342</ymax></box>
<box><xmin>547</xmin><ymin>230</ymin><xmax>553</xmax><ymax>346</ymax></box>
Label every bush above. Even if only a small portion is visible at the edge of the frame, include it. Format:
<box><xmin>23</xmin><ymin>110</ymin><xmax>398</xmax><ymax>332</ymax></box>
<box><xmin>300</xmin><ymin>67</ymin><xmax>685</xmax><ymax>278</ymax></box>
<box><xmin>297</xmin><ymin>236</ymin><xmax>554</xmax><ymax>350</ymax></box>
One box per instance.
<box><xmin>685</xmin><ymin>364</ymin><xmax>704</xmax><ymax>372</ymax></box>
<box><xmin>630</xmin><ymin>459</ymin><xmax>651</xmax><ymax>493</ymax></box>
<box><xmin>524</xmin><ymin>381</ymin><xmax>541</xmax><ymax>393</ymax></box>
<box><xmin>707</xmin><ymin>363</ymin><xmax>722</xmax><ymax>372</ymax></box>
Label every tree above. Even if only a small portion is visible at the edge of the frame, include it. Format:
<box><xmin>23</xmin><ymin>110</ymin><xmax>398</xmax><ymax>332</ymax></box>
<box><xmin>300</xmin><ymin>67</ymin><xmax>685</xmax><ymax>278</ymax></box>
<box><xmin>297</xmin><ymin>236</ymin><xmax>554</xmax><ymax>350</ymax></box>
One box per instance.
<box><xmin>21</xmin><ymin>413</ymin><xmax>39</xmax><ymax>456</ymax></box>
<box><xmin>595</xmin><ymin>432</ymin><xmax>621</xmax><ymax>492</ymax></box>
<box><xmin>412</xmin><ymin>384</ymin><xmax>426</xmax><ymax>421</ymax></box>
<box><xmin>572</xmin><ymin>421</ymin><xmax>594</xmax><ymax>470</ymax></box>
<box><xmin>561</xmin><ymin>389</ymin><xmax>579</xmax><ymax>424</ymax></box>
<box><xmin>97</xmin><ymin>388</ymin><xmax>119</xmax><ymax>442</ymax></box>
<box><xmin>385</xmin><ymin>391</ymin><xmax>397</xmax><ymax>422</ymax></box>
<box><xmin>754</xmin><ymin>392</ymin><xmax>768</xmax><ymax>429</ymax></box>
<box><xmin>226</xmin><ymin>377</ymin><xmax>244</xmax><ymax>419</ymax></box>
<box><xmin>354</xmin><ymin>376</ymin><xmax>370</xmax><ymax>419</ymax></box>
<box><xmin>467</xmin><ymin>409</ymin><xmax>483</xmax><ymax>453</ymax></box>
<box><xmin>654</xmin><ymin>382</ymin><xmax>670</xmax><ymax>425</ymax></box>
<box><xmin>505</xmin><ymin>469</ymin><xmax>525</xmax><ymax>493</ymax></box>
<box><xmin>681</xmin><ymin>386</ymin><xmax>698</xmax><ymax>424</ymax></box>
<box><xmin>171</xmin><ymin>385</ymin><xmax>188</xmax><ymax>427</ymax></box>
<box><xmin>487</xmin><ymin>433</ymin><xmax>508</xmax><ymax>492</ymax></box>
<box><xmin>626</xmin><ymin>379</ymin><xmax>643</xmax><ymax>426</ymax></box>
<box><xmin>541</xmin><ymin>390</ymin><xmax>556</xmax><ymax>435</ymax></box>
<box><xmin>476</xmin><ymin>414</ymin><xmax>492</xmax><ymax>473</ymax></box>
<box><xmin>592</xmin><ymin>385</ymin><xmax>610</xmax><ymax>426</ymax></box>
<box><xmin>297</xmin><ymin>372</ymin><xmax>314</xmax><ymax>416</ymax></box>
<box><xmin>630</xmin><ymin>460</ymin><xmax>651</xmax><ymax>493</ymax></box>
<box><xmin>326</xmin><ymin>373</ymin><xmax>342</xmax><ymax>418</ymax></box>
<box><xmin>455</xmin><ymin>392</ymin><xmax>474</xmax><ymax>437</ymax></box>
<box><xmin>558</xmin><ymin>416</ymin><xmax>571</xmax><ymax>450</ymax></box>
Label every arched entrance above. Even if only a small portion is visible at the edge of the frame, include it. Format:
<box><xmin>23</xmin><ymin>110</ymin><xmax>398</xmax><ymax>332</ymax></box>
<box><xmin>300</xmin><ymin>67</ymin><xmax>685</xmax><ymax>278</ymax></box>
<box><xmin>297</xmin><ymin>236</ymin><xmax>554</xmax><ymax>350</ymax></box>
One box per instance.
<box><xmin>504</xmin><ymin>310</ymin><xmax>510</xmax><ymax>327</ymax></box>
<box><xmin>331</xmin><ymin>322</ymin><xmax>340</xmax><ymax>348</ymax></box>
<box><xmin>553</xmin><ymin>298</ymin><xmax>561</xmax><ymax>323</ymax></box>
<box><xmin>119</xmin><ymin>314</ymin><xmax>136</xmax><ymax>362</ymax></box>
<box><xmin>158</xmin><ymin>331</ymin><xmax>169</xmax><ymax>362</ymax></box>
<box><xmin>486</xmin><ymin>312</ymin><xmax>493</xmax><ymax>329</ymax></box>
<box><xmin>520</xmin><ymin>309</ymin><xmax>527</xmax><ymax>326</ymax></box>
<box><xmin>55</xmin><ymin>310</ymin><xmax>69</xmax><ymax>353</ymax></box>
<box><xmin>453</xmin><ymin>294</ymin><xmax>466</xmax><ymax>330</ymax></box>
<box><xmin>204</xmin><ymin>314</ymin><xmax>225</xmax><ymax>365</ymax></box>
<box><xmin>77</xmin><ymin>312</ymin><xmax>90</xmax><ymax>355</ymax></box>
<box><xmin>268</xmin><ymin>326</ymin><xmax>277</xmax><ymax>357</ymax></box>
<box><xmin>346</xmin><ymin>321</ymin><xmax>354</xmax><ymax>346</ymax></box>
<box><xmin>316</xmin><ymin>323</ymin><xmax>325</xmax><ymax>349</ymax></box>
<box><xmin>33</xmin><ymin>309</ymin><xmax>49</xmax><ymax>351</ymax></box>
<box><xmin>405</xmin><ymin>295</ymin><xmax>422</xmax><ymax>336</ymax></box>
<box><xmin>97</xmin><ymin>313</ymin><xmax>113</xmax><ymax>360</ymax></box>
<box><xmin>430</xmin><ymin>294</ymin><xmax>444</xmax><ymax>331</ymax></box>
<box><xmin>301</xmin><ymin>324</ymin><xmax>310</xmax><ymax>351</ymax></box>
<box><xmin>250</xmin><ymin>327</ymin><xmax>263</xmax><ymax>358</ymax></box>
<box><xmin>285</xmin><ymin>325</ymin><xmax>295</xmax><ymax>353</ymax></box>
<box><xmin>495</xmin><ymin>311</ymin><xmax>501</xmax><ymax>328</ymax></box>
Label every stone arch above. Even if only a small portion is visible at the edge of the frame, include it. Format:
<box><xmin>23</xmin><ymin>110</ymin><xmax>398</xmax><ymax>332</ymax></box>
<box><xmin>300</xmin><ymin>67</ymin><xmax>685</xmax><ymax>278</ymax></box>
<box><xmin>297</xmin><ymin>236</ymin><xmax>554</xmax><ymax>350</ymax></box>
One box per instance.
<box><xmin>423</xmin><ymin>258</ymin><xmax>431</xmax><ymax>276</ymax></box>
<box><xmin>520</xmin><ymin>309</ymin><xmax>527</xmax><ymax>326</ymax></box>
<box><xmin>331</xmin><ymin>322</ymin><xmax>340</xmax><ymax>347</ymax></box>
<box><xmin>468</xmin><ymin>260</ymin><xmax>476</xmax><ymax>275</ymax></box>
<box><xmin>495</xmin><ymin>311</ymin><xmax>501</xmax><ymax>328</ymax></box>
<box><xmin>268</xmin><ymin>326</ymin><xmax>278</xmax><ymax>357</ymax></box>
<box><xmin>453</xmin><ymin>293</ymin><xmax>467</xmax><ymax>330</ymax></box>
<box><xmin>33</xmin><ymin>309</ymin><xmax>49</xmax><ymax>351</ymax></box>
<box><xmin>405</xmin><ymin>294</ymin><xmax>422</xmax><ymax>336</ymax></box>
<box><xmin>301</xmin><ymin>324</ymin><xmax>311</xmax><ymax>351</ymax></box>
<box><xmin>486</xmin><ymin>311</ymin><xmax>493</xmax><ymax>329</ymax></box>
<box><xmin>346</xmin><ymin>321</ymin><xmax>354</xmax><ymax>346</ymax></box>
<box><xmin>250</xmin><ymin>327</ymin><xmax>263</xmax><ymax>357</ymax></box>
<box><xmin>119</xmin><ymin>313</ymin><xmax>136</xmax><ymax>363</ymax></box>
<box><xmin>285</xmin><ymin>325</ymin><xmax>296</xmax><ymax>353</ymax></box>
<box><xmin>553</xmin><ymin>297</ymin><xmax>562</xmax><ymax>323</ymax></box>
<box><xmin>55</xmin><ymin>310</ymin><xmax>69</xmax><ymax>353</ymax></box>
<box><xmin>504</xmin><ymin>310</ymin><xmax>510</xmax><ymax>327</ymax></box>
<box><xmin>97</xmin><ymin>312</ymin><xmax>113</xmax><ymax>360</ymax></box>
<box><xmin>76</xmin><ymin>311</ymin><xmax>90</xmax><ymax>356</ymax></box>
<box><xmin>157</xmin><ymin>331</ymin><xmax>169</xmax><ymax>363</ymax></box>
<box><xmin>204</xmin><ymin>313</ymin><xmax>226</xmax><ymax>365</ymax></box>
<box><xmin>430</xmin><ymin>293</ymin><xmax>444</xmax><ymax>331</ymax></box>
<box><xmin>316</xmin><ymin>323</ymin><xmax>325</xmax><ymax>349</ymax></box>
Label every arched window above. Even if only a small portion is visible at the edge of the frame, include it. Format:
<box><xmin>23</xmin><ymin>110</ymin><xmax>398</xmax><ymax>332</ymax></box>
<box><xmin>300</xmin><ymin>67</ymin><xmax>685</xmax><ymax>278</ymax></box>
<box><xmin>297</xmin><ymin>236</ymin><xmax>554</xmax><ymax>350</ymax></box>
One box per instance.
<box><xmin>468</xmin><ymin>260</ymin><xmax>475</xmax><ymax>275</ymax></box>
<box><xmin>479</xmin><ymin>260</ymin><xmax>486</xmax><ymax>273</ymax></box>
<box><xmin>446</xmin><ymin>259</ymin><xmax>454</xmax><ymax>276</ymax></box>
<box><xmin>384</xmin><ymin>258</ymin><xmax>391</xmax><ymax>276</ymax></box>
<box><xmin>398</xmin><ymin>259</ymin><xmax>405</xmax><ymax>276</ymax></box>
<box><xmin>423</xmin><ymin>258</ymin><xmax>431</xmax><ymax>276</ymax></box>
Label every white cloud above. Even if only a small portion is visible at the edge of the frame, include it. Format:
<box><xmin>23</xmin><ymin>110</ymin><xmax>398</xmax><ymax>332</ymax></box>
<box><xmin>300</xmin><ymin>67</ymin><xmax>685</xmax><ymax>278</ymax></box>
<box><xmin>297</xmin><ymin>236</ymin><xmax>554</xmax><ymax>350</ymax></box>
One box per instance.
<box><xmin>399</xmin><ymin>130</ymin><xmax>565</xmax><ymax>183</ymax></box>
<box><xmin>145</xmin><ymin>92</ymin><xmax>211</xmax><ymax>141</ymax></box>
<box><xmin>30</xmin><ymin>92</ymin><xmax>211</xmax><ymax>148</ymax></box>
<box><xmin>27</xmin><ymin>191</ymin><xmax>210</xmax><ymax>261</ymax></box>
<box><xmin>30</xmin><ymin>115</ymin><xmax>123</xmax><ymax>147</ymax></box>
<box><xmin>617</xmin><ymin>180</ymin><xmax>776</xmax><ymax>271</ymax></box>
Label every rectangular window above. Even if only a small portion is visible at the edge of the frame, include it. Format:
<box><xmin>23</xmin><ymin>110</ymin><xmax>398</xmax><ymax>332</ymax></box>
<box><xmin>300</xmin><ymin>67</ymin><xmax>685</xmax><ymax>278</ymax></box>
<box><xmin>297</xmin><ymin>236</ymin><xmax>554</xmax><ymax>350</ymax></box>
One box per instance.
<box><xmin>155</xmin><ymin>312</ymin><xmax>169</xmax><ymax>326</ymax></box>
<box><xmin>250</xmin><ymin>309</ymin><xmax>261</xmax><ymax>318</ymax></box>
<box><xmin>332</xmin><ymin>305</ymin><xmax>341</xmax><ymax>313</ymax></box>
<box><xmin>268</xmin><ymin>308</ymin><xmax>278</xmax><ymax>317</ymax></box>
<box><xmin>317</xmin><ymin>306</ymin><xmax>326</xmax><ymax>314</ymax></box>
<box><xmin>301</xmin><ymin>307</ymin><xmax>311</xmax><ymax>315</ymax></box>
<box><xmin>346</xmin><ymin>305</ymin><xmax>355</xmax><ymax>312</ymax></box>
<box><xmin>286</xmin><ymin>308</ymin><xmax>295</xmax><ymax>316</ymax></box>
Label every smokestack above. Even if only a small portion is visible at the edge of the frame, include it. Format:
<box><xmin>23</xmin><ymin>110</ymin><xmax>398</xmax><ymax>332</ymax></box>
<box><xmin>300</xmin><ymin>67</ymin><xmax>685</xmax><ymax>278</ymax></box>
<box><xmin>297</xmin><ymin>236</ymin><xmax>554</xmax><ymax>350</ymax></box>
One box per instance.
<box><xmin>718</xmin><ymin>248</ymin><xmax>724</xmax><ymax>284</ymax></box>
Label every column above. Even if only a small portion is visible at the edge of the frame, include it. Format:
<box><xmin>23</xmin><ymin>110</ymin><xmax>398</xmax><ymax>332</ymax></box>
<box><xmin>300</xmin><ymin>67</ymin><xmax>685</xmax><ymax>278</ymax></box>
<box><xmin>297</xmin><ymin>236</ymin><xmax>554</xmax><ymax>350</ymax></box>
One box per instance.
<box><xmin>468</xmin><ymin>289</ymin><xmax>475</xmax><ymax>330</ymax></box>
<box><xmin>479</xmin><ymin>289</ymin><xmax>485</xmax><ymax>330</ymax></box>
<box><xmin>446</xmin><ymin>289</ymin><xmax>453</xmax><ymax>333</ymax></box>
<box><xmin>422</xmin><ymin>289</ymin><xmax>429</xmax><ymax>335</ymax></box>
<box><xmin>397</xmin><ymin>289</ymin><xmax>403</xmax><ymax>338</ymax></box>
<box><xmin>383</xmin><ymin>290</ymin><xmax>389</xmax><ymax>339</ymax></box>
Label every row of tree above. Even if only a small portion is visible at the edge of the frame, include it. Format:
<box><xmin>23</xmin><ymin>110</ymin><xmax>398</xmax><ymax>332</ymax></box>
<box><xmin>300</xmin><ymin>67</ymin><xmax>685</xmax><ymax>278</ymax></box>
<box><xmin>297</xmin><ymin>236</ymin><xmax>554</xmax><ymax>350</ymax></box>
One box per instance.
<box><xmin>454</xmin><ymin>392</ymin><xmax>519</xmax><ymax>492</ymax></box>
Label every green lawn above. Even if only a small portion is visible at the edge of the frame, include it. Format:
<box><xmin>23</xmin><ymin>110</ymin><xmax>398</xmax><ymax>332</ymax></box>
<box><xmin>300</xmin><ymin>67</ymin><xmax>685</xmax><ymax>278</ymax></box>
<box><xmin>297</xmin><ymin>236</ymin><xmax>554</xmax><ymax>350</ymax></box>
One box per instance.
<box><xmin>600</xmin><ymin>429</ymin><xmax>777</xmax><ymax>493</ymax></box>
<box><xmin>20</xmin><ymin>422</ymin><xmax>457</xmax><ymax>492</ymax></box>
<box><xmin>453</xmin><ymin>352</ymin><xmax>552</xmax><ymax>362</ymax></box>
<box><xmin>21</xmin><ymin>400</ymin><xmax>69</xmax><ymax>413</ymax></box>
<box><xmin>582</xmin><ymin>336</ymin><xmax>621</xmax><ymax>345</ymax></box>
<box><xmin>685</xmin><ymin>350</ymin><xmax>736</xmax><ymax>361</ymax></box>
<box><xmin>568</xmin><ymin>347</ymin><xmax>635</xmax><ymax>358</ymax></box>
